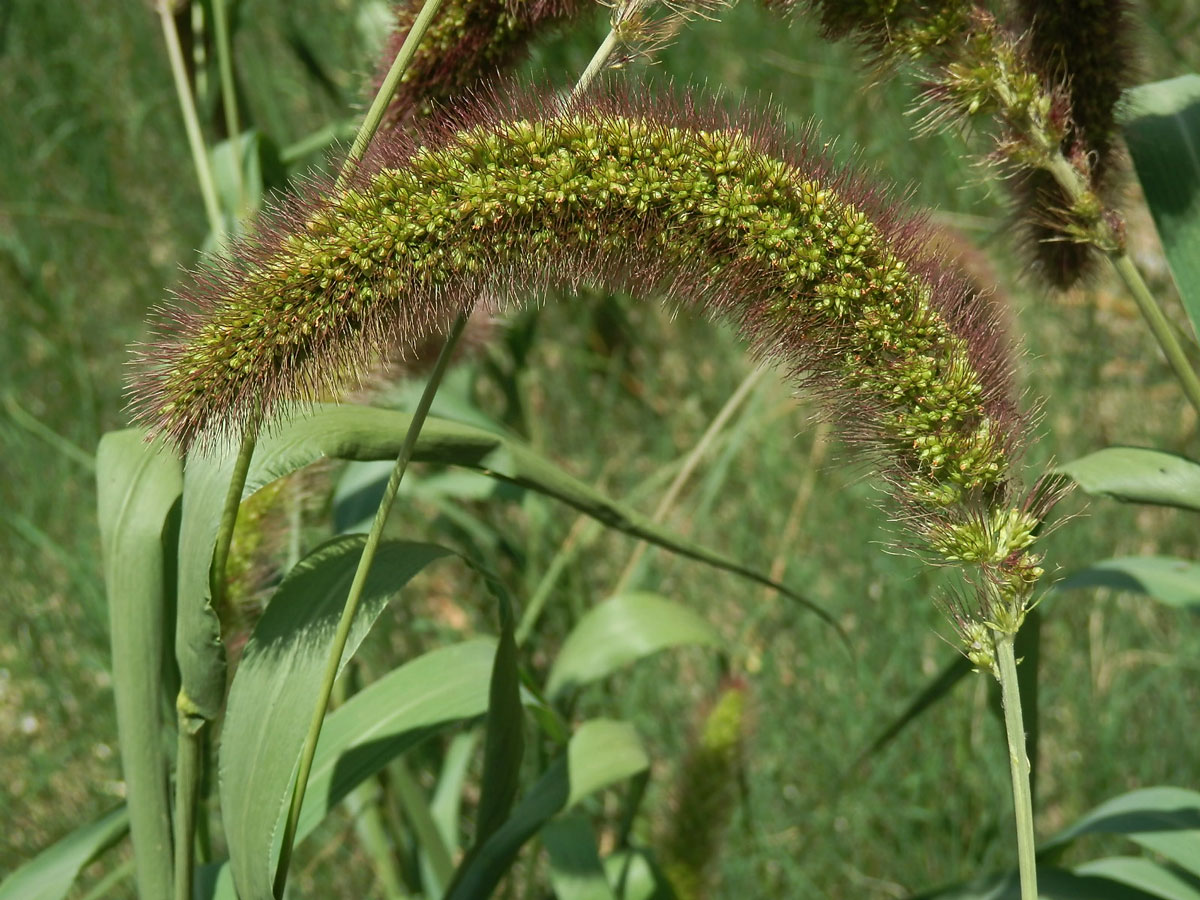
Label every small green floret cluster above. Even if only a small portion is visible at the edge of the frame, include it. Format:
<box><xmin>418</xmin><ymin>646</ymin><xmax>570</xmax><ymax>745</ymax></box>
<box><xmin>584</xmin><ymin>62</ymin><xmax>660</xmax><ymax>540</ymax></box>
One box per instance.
<box><xmin>137</xmin><ymin>104</ymin><xmax>1050</xmax><ymax>659</ymax></box>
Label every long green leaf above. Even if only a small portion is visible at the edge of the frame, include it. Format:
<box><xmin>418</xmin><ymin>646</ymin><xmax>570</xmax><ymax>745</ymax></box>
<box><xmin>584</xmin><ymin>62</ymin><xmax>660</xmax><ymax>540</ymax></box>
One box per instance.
<box><xmin>1040</xmin><ymin>787</ymin><xmax>1200</xmax><ymax>878</ymax></box>
<box><xmin>547</xmin><ymin>592</ymin><xmax>723</xmax><ymax>698</ymax></box>
<box><xmin>1057</xmin><ymin>448</ymin><xmax>1200</xmax><ymax>513</ymax></box>
<box><xmin>1058</xmin><ymin>557</ymin><xmax>1200</xmax><ymax>609</ymax></box>
<box><xmin>218</xmin><ymin>536</ymin><xmax>450</xmax><ymax>900</ymax></box>
<box><xmin>544</xmin><ymin>813</ymin><xmax>619</xmax><ymax>900</ymax></box>
<box><xmin>0</xmin><ymin>807</ymin><xmax>128</xmax><ymax>900</ymax></box>
<box><xmin>294</xmin><ymin>640</ymin><xmax>503</xmax><ymax>843</ymax></box>
<box><xmin>474</xmin><ymin>594</ymin><xmax>525</xmax><ymax>845</ymax></box>
<box><xmin>445</xmin><ymin>719</ymin><xmax>650</xmax><ymax>900</ymax></box>
<box><xmin>910</xmin><ymin>867</ymin><xmax>1168</xmax><ymax>899</ymax></box>
<box><xmin>96</xmin><ymin>429</ymin><xmax>182</xmax><ymax>900</ymax></box>
<box><xmin>604</xmin><ymin>849</ymin><xmax>672</xmax><ymax>900</ymax></box>
<box><xmin>1120</xmin><ymin>74</ymin><xmax>1200</xmax><ymax>339</ymax></box>
<box><xmin>421</xmin><ymin>730</ymin><xmax>479</xmax><ymax>894</ymax></box>
<box><xmin>1075</xmin><ymin>858</ymin><xmax>1200</xmax><ymax>900</ymax></box>
<box><xmin>247</xmin><ymin>405</ymin><xmax>835</xmax><ymax>629</ymax></box>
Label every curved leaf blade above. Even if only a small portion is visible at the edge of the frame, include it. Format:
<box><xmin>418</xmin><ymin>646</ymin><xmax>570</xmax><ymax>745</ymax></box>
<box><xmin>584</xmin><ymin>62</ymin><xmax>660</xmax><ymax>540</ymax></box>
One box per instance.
<box><xmin>1057</xmin><ymin>448</ymin><xmax>1200</xmax><ymax>513</ymax></box>
<box><xmin>544</xmin><ymin>813</ymin><xmax>618</xmax><ymax>900</ymax></box>
<box><xmin>96</xmin><ymin>429</ymin><xmax>182</xmax><ymax>900</ymax></box>
<box><xmin>445</xmin><ymin>719</ymin><xmax>650</xmax><ymax>900</ymax></box>
<box><xmin>248</xmin><ymin>405</ymin><xmax>835</xmax><ymax>630</ymax></box>
<box><xmin>1075</xmin><ymin>857</ymin><xmax>1200</xmax><ymax>900</ymax></box>
<box><xmin>0</xmin><ymin>806</ymin><xmax>128</xmax><ymax>900</ymax></box>
<box><xmin>547</xmin><ymin>592</ymin><xmax>722</xmax><ymax>698</ymax></box>
<box><xmin>219</xmin><ymin>536</ymin><xmax>450</xmax><ymax>900</ymax></box>
<box><xmin>1120</xmin><ymin>74</ymin><xmax>1200</xmax><ymax>339</ymax></box>
<box><xmin>1058</xmin><ymin>557</ymin><xmax>1200</xmax><ymax>609</ymax></box>
<box><xmin>1041</xmin><ymin>787</ymin><xmax>1200</xmax><ymax>877</ymax></box>
<box><xmin>294</xmin><ymin>640</ymin><xmax>501</xmax><ymax>843</ymax></box>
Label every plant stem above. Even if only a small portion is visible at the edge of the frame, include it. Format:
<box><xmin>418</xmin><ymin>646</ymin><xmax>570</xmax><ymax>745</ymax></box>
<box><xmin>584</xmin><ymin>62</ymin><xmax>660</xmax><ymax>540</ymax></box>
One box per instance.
<box><xmin>211</xmin><ymin>0</ymin><xmax>246</xmax><ymax>217</ymax></box>
<box><xmin>156</xmin><ymin>1</ymin><xmax>225</xmax><ymax>239</ymax></box>
<box><xmin>1043</xmin><ymin>152</ymin><xmax>1200</xmax><ymax>418</ymax></box>
<box><xmin>995</xmin><ymin>634</ymin><xmax>1038</xmax><ymax>900</ymax></box>
<box><xmin>210</xmin><ymin>424</ymin><xmax>258</xmax><ymax>619</ymax></box>
<box><xmin>172</xmin><ymin>719</ymin><xmax>203</xmax><ymax>900</ymax></box>
<box><xmin>273</xmin><ymin>312</ymin><xmax>468</xmax><ymax>896</ymax></box>
<box><xmin>337</xmin><ymin>0</ymin><xmax>449</xmax><ymax>189</ymax></box>
<box><xmin>613</xmin><ymin>364</ymin><xmax>767</xmax><ymax>593</ymax></box>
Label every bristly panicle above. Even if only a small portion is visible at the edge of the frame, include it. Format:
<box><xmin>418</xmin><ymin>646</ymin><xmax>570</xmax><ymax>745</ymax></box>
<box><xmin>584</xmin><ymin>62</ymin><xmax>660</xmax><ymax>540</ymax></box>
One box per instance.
<box><xmin>763</xmin><ymin>0</ymin><xmax>975</xmax><ymax>60</ymax></box>
<box><xmin>1012</xmin><ymin>0</ymin><xmax>1136</xmax><ymax>287</ymax></box>
<box><xmin>131</xmin><ymin>87</ymin><xmax>1055</xmax><ymax>647</ymax></box>
<box><xmin>372</xmin><ymin>0</ymin><xmax>592</xmax><ymax>127</ymax></box>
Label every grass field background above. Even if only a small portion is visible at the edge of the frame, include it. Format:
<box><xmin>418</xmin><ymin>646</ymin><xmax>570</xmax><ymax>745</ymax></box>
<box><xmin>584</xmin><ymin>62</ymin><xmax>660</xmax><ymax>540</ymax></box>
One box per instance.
<box><xmin>3</xmin><ymin>1</ymin><xmax>1200</xmax><ymax>896</ymax></box>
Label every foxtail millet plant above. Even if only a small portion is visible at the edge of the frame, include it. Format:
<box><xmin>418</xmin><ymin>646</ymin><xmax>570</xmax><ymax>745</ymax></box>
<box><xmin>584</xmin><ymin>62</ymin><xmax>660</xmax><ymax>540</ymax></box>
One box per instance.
<box><xmin>131</xmin><ymin>88</ymin><xmax>1055</xmax><ymax>662</ymax></box>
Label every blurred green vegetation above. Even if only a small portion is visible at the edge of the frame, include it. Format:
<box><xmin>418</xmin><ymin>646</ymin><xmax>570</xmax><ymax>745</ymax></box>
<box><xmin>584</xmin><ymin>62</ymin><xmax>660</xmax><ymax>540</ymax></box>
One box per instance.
<box><xmin>3</xmin><ymin>0</ymin><xmax>1200</xmax><ymax>896</ymax></box>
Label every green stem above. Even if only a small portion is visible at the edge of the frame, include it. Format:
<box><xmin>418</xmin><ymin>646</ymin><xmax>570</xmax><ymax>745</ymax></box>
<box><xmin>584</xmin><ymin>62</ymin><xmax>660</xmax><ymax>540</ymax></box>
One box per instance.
<box><xmin>157</xmin><ymin>1</ymin><xmax>225</xmax><ymax>239</ymax></box>
<box><xmin>337</xmin><ymin>0</ymin><xmax>450</xmax><ymax>190</ymax></box>
<box><xmin>995</xmin><ymin>634</ymin><xmax>1038</xmax><ymax>900</ymax></box>
<box><xmin>273</xmin><ymin>312</ymin><xmax>468</xmax><ymax>896</ymax></box>
<box><xmin>210</xmin><ymin>424</ymin><xmax>258</xmax><ymax>620</ymax></box>
<box><xmin>1044</xmin><ymin>152</ymin><xmax>1200</xmax><ymax>419</ymax></box>
<box><xmin>211</xmin><ymin>0</ymin><xmax>246</xmax><ymax>217</ymax></box>
<box><xmin>1111</xmin><ymin>252</ymin><xmax>1200</xmax><ymax>418</ymax></box>
<box><xmin>172</xmin><ymin>719</ymin><xmax>203</xmax><ymax>900</ymax></box>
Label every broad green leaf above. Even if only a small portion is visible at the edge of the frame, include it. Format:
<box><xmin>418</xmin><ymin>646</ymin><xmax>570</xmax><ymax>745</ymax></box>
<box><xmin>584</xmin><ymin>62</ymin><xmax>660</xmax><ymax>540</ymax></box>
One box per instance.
<box><xmin>1041</xmin><ymin>787</ymin><xmax>1200</xmax><ymax>878</ymax></box>
<box><xmin>219</xmin><ymin>536</ymin><xmax>450</xmax><ymax>900</ymax></box>
<box><xmin>175</xmin><ymin>445</ymin><xmax>237</xmax><ymax>724</ymax></box>
<box><xmin>544</xmin><ymin>813</ymin><xmax>618</xmax><ymax>900</ymax></box>
<box><xmin>1075</xmin><ymin>858</ymin><xmax>1200</xmax><ymax>900</ymax></box>
<box><xmin>1057</xmin><ymin>448</ymin><xmax>1200</xmax><ymax>513</ymax></box>
<box><xmin>247</xmin><ymin>405</ymin><xmax>835</xmax><ymax>630</ymax></box>
<box><xmin>1058</xmin><ymin>557</ymin><xmax>1200</xmax><ymax>609</ymax></box>
<box><xmin>547</xmin><ymin>592</ymin><xmax>723</xmax><ymax>698</ymax></box>
<box><xmin>96</xmin><ymin>429</ymin><xmax>182</xmax><ymax>900</ymax></box>
<box><xmin>475</xmin><ymin>594</ymin><xmax>525</xmax><ymax>845</ymax></box>
<box><xmin>195</xmin><ymin>862</ymin><xmax>238</xmax><ymax>900</ymax></box>
<box><xmin>0</xmin><ymin>806</ymin><xmax>128</xmax><ymax>900</ymax></box>
<box><xmin>445</xmin><ymin>719</ymin><xmax>650</xmax><ymax>900</ymax></box>
<box><xmin>910</xmin><ymin>866</ymin><xmax>1168</xmax><ymax>899</ymax></box>
<box><xmin>294</xmin><ymin>640</ymin><xmax>502</xmax><ymax>843</ymax></box>
<box><xmin>1120</xmin><ymin>75</ymin><xmax>1200</xmax><ymax>339</ymax></box>
<box><xmin>604</xmin><ymin>849</ymin><xmax>672</xmax><ymax>900</ymax></box>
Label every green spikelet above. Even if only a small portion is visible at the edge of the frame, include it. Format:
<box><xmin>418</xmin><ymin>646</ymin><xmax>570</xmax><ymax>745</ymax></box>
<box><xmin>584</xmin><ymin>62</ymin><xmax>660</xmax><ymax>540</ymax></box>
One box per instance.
<box><xmin>659</xmin><ymin>682</ymin><xmax>748</xmax><ymax>900</ymax></box>
<box><xmin>134</xmin><ymin>94</ymin><xmax>1057</xmax><ymax>658</ymax></box>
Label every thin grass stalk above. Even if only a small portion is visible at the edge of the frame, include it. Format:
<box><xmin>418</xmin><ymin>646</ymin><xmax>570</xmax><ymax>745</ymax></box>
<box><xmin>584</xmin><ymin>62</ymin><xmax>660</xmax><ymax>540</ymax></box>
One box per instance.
<box><xmin>211</xmin><ymin>0</ymin><xmax>246</xmax><ymax>216</ymax></box>
<box><xmin>156</xmin><ymin>1</ymin><xmax>224</xmax><ymax>239</ymax></box>
<box><xmin>273</xmin><ymin>310</ymin><xmax>467</xmax><ymax>896</ymax></box>
<box><xmin>996</xmin><ymin>634</ymin><xmax>1038</xmax><ymax>900</ymax></box>
<box><xmin>338</xmin><ymin>0</ymin><xmax>450</xmax><ymax>190</ymax></box>
<box><xmin>613</xmin><ymin>364</ymin><xmax>768</xmax><ymax>593</ymax></box>
<box><xmin>172</xmin><ymin>719</ymin><xmax>202</xmax><ymax>900</ymax></box>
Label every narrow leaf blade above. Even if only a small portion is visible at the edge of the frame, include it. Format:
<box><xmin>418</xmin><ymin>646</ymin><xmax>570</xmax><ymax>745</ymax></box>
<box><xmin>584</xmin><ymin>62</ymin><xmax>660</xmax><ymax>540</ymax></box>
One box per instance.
<box><xmin>96</xmin><ymin>429</ymin><xmax>182</xmax><ymax>900</ymax></box>
<box><xmin>1057</xmin><ymin>448</ymin><xmax>1200</xmax><ymax>513</ymax></box>
<box><xmin>0</xmin><ymin>807</ymin><xmax>128</xmax><ymax>900</ymax></box>
<box><xmin>1120</xmin><ymin>74</ymin><xmax>1200</xmax><ymax>339</ymax></box>
<box><xmin>1058</xmin><ymin>557</ymin><xmax>1200</xmax><ymax>609</ymax></box>
<box><xmin>547</xmin><ymin>592</ymin><xmax>722</xmax><ymax>698</ymax></box>
<box><xmin>219</xmin><ymin>537</ymin><xmax>449</xmax><ymax>899</ymax></box>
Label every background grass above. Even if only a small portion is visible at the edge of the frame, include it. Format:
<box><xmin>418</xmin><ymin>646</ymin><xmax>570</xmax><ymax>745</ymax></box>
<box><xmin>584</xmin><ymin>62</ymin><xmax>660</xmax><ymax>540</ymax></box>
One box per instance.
<box><xmin>3</xmin><ymin>0</ymin><xmax>1200</xmax><ymax>896</ymax></box>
